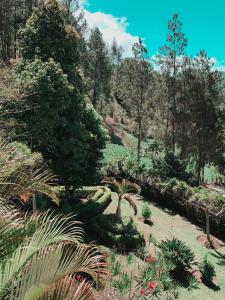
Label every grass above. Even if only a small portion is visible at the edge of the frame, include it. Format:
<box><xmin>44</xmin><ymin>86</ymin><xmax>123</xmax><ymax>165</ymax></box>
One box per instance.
<box><xmin>104</xmin><ymin>193</ymin><xmax>225</xmax><ymax>300</ymax></box>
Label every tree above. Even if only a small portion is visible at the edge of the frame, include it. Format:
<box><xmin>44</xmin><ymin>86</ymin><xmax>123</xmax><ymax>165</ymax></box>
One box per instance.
<box><xmin>183</xmin><ymin>51</ymin><xmax>225</xmax><ymax>184</ymax></box>
<box><xmin>117</xmin><ymin>38</ymin><xmax>154</xmax><ymax>159</ymax></box>
<box><xmin>156</xmin><ymin>14</ymin><xmax>187</xmax><ymax>153</ymax></box>
<box><xmin>14</xmin><ymin>0</ymin><xmax>107</xmax><ymax>200</ymax></box>
<box><xmin>107</xmin><ymin>179</ymin><xmax>138</xmax><ymax>220</ymax></box>
<box><xmin>0</xmin><ymin>0</ymin><xmax>38</xmax><ymax>61</ymax></box>
<box><xmin>110</xmin><ymin>38</ymin><xmax>123</xmax><ymax>66</ymax></box>
<box><xmin>88</xmin><ymin>27</ymin><xmax>112</xmax><ymax>113</ymax></box>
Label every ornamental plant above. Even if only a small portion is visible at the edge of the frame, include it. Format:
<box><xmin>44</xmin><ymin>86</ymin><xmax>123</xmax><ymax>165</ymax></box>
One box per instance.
<box><xmin>158</xmin><ymin>237</ymin><xmax>195</xmax><ymax>271</ymax></box>
<box><xmin>200</xmin><ymin>255</ymin><xmax>216</xmax><ymax>284</ymax></box>
<box><xmin>141</xmin><ymin>203</ymin><xmax>152</xmax><ymax>220</ymax></box>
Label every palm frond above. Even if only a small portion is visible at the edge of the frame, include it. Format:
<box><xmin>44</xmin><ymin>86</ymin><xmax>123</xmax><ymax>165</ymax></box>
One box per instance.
<box><xmin>121</xmin><ymin>179</ymin><xmax>139</xmax><ymax>194</ymax></box>
<box><xmin>0</xmin><ymin>212</ymin><xmax>84</xmax><ymax>294</ymax></box>
<box><xmin>0</xmin><ymin>140</ymin><xmax>59</xmax><ymax>204</ymax></box>
<box><xmin>40</xmin><ymin>276</ymin><xmax>96</xmax><ymax>300</ymax></box>
<box><xmin>9</xmin><ymin>242</ymin><xmax>106</xmax><ymax>300</ymax></box>
<box><xmin>122</xmin><ymin>194</ymin><xmax>137</xmax><ymax>216</ymax></box>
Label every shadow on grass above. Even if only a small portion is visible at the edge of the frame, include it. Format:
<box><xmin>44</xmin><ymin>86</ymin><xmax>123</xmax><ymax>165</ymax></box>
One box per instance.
<box><xmin>209</xmin><ymin>250</ymin><xmax>225</xmax><ymax>266</ymax></box>
<box><xmin>202</xmin><ymin>279</ymin><xmax>221</xmax><ymax>291</ymax></box>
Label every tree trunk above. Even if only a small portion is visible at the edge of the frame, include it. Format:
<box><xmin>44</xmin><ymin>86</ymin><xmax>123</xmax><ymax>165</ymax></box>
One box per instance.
<box><xmin>206</xmin><ymin>210</ymin><xmax>213</xmax><ymax>248</ymax></box>
<box><xmin>137</xmin><ymin>120</ymin><xmax>142</xmax><ymax>161</ymax></box>
<box><xmin>65</xmin><ymin>184</ymin><xmax>71</xmax><ymax>200</ymax></box>
<box><xmin>32</xmin><ymin>194</ymin><xmax>37</xmax><ymax>213</ymax></box>
<box><xmin>116</xmin><ymin>196</ymin><xmax>122</xmax><ymax>220</ymax></box>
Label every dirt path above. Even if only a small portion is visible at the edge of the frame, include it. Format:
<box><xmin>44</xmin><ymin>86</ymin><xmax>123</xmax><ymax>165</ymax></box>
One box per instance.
<box><xmin>106</xmin><ymin>194</ymin><xmax>225</xmax><ymax>300</ymax></box>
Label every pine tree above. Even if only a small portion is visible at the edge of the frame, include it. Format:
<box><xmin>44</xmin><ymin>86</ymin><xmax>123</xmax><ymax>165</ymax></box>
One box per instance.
<box><xmin>156</xmin><ymin>14</ymin><xmax>187</xmax><ymax>153</ymax></box>
<box><xmin>184</xmin><ymin>51</ymin><xmax>225</xmax><ymax>184</ymax></box>
<box><xmin>88</xmin><ymin>27</ymin><xmax>112</xmax><ymax>113</ymax></box>
<box><xmin>15</xmin><ymin>0</ymin><xmax>107</xmax><ymax>200</ymax></box>
<box><xmin>117</xmin><ymin>38</ymin><xmax>154</xmax><ymax>159</ymax></box>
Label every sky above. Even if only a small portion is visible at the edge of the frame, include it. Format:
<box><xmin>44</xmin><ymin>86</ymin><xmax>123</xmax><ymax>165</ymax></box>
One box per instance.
<box><xmin>80</xmin><ymin>0</ymin><xmax>225</xmax><ymax>71</ymax></box>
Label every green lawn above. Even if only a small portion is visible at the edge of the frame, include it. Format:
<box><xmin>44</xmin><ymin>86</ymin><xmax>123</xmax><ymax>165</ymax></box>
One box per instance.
<box><xmin>104</xmin><ymin>193</ymin><xmax>225</xmax><ymax>300</ymax></box>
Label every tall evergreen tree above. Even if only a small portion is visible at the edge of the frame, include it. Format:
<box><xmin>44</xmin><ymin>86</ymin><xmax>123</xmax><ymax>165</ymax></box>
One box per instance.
<box><xmin>183</xmin><ymin>51</ymin><xmax>225</xmax><ymax>183</ymax></box>
<box><xmin>88</xmin><ymin>27</ymin><xmax>112</xmax><ymax>114</ymax></box>
<box><xmin>15</xmin><ymin>0</ymin><xmax>107</xmax><ymax>200</ymax></box>
<box><xmin>156</xmin><ymin>14</ymin><xmax>187</xmax><ymax>153</ymax></box>
<box><xmin>117</xmin><ymin>38</ymin><xmax>154</xmax><ymax>159</ymax></box>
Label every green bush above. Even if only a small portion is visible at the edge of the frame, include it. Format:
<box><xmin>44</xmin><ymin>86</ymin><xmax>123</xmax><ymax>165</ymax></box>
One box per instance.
<box><xmin>73</xmin><ymin>187</ymin><xmax>111</xmax><ymax>221</ymax></box>
<box><xmin>96</xmin><ymin>214</ymin><xmax>133</xmax><ymax>234</ymax></box>
<box><xmin>89</xmin><ymin>215</ymin><xmax>144</xmax><ymax>250</ymax></box>
<box><xmin>138</xmin><ymin>255</ymin><xmax>179</xmax><ymax>299</ymax></box>
<box><xmin>111</xmin><ymin>260</ymin><xmax>121</xmax><ymax>277</ymax></box>
<box><xmin>191</xmin><ymin>188</ymin><xmax>225</xmax><ymax>211</ymax></box>
<box><xmin>113</xmin><ymin>272</ymin><xmax>132</xmax><ymax>295</ymax></box>
<box><xmin>200</xmin><ymin>255</ymin><xmax>216</xmax><ymax>283</ymax></box>
<box><xmin>161</xmin><ymin>178</ymin><xmax>193</xmax><ymax>199</ymax></box>
<box><xmin>158</xmin><ymin>237</ymin><xmax>195</xmax><ymax>271</ymax></box>
<box><xmin>141</xmin><ymin>203</ymin><xmax>152</xmax><ymax>219</ymax></box>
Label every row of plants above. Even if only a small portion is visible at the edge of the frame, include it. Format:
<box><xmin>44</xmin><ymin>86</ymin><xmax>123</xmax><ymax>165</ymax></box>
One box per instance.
<box><xmin>159</xmin><ymin>178</ymin><xmax>225</xmax><ymax>213</ymax></box>
<box><xmin>102</xmin><ymin>147</ymin><xmax>225</xmax><ymax>236</ymax></box>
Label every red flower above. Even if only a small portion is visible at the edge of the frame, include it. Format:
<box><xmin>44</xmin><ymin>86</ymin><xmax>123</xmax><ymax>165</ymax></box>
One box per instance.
<box><xmin>75</xmin><ymin>274</ymin><xmax>83</xmax><ymax>282</ymax></box>
<box><xmin>140</xmin><ymin>288</ymin><xmax>146</xmax><ymax>296</ymax></box>
<box><xmin>147</xmin><ymin>281</ymin><xmax>157</xmax><ymax>291</ymax></box>
<box><xmin>145</xmin><ymin>256</ymin><xmax>156</xmax><ymax>264</ymax></box>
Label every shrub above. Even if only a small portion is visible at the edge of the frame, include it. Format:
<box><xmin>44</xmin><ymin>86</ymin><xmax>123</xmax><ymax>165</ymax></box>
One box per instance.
<box><xmin>200</xmin><ymin>255</ymin><xmax>216</xmax><ymax>283</ymax></box>
<box><xmin>111</xmin><ymin>260</ymin><xmax>121</xmax><ymax>277</ymax></box>
<box><xmin>191</xmin><ymin>188</ymin><xmax>225</xmax><ymax>211</ymax></box>
<box><xmin>158</xmin><ymin>238</ymin><xmax>195</xmax><ymax>271</ymax></box>
<box><xmin>96</xmin><ymin>214</ymin><xmax>133</xmax><ymax>234</ymax></box>
<box><xmin>138</xmin><ymin>255</ymin><xmax>178</xmax><ymax>299</ymax></box>
<box><xmin>113</xmin><ymin>272</ymin><xmax>132</xmax><ymax>295</ymax></box>
<box><xmin>73</xmin><ymin>187</ymin><xmax>111</xmax><ymax>221</ymax></box>
<box><xmin>164</xmin><ymin>152</ymin><xmax>194</xmax><ymax>183</ymax></box>
<box><xmin>161</xmin><ymin>178</ymin><xmax>193</xmax><ymax>199</ymax></box>
<box><xmin>141</xmin><ymin>203</ymin><xmax>152</xmax><ymax>219</ymax></box>
<box><xmin>89</xmin><ymin>215</ymin><xmax>144</xmax><ymax>250</ymax></box>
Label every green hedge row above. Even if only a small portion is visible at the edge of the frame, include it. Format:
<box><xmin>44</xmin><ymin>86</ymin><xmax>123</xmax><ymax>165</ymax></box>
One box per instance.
<box><xmin>73</xmin><ymin>186</ymin><xmax>111</xmax><ymax>221</ymax></box>
<box><xmin>88</xmin><ymin>214</ymin><xmax>144</xmax><ymax>251</ymax></box>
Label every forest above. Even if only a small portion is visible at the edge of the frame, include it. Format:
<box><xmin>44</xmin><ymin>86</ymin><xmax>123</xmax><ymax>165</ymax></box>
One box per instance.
<box><xmin>0</xmin><ymin>0</ymin><xmax>225</xmax><ymax>299</ymax></box>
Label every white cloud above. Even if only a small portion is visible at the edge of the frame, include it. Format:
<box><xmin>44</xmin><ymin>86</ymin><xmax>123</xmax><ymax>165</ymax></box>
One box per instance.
<box><xmin>210</xmin><ymin>57</ymin><xmax>225</xmax><ymax>72</ymax></box>
<box><xmin>82</xmin><ymin>9</ymin><xmax>138</xmax><ymax>57</ymax></box>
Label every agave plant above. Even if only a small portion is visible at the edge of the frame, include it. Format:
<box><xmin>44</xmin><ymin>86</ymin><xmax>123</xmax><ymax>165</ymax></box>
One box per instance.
<box><xmin>106</xmin><ymin>179</ymin><xmax>139</xmax><ymax>220</ymax></box>
<box><xmin>158</xmin><ymin>237</ymin><xmax>195</xmax><ymax>271</ymax></box>
<box><xmin>0</xmin><ymin>140</ymin><xmax>59</xmax><ymax>209</ymax></box>
<box><xmin>0</xmin><ymin>208</ymin><xmax>107</xmax><ymax>300</ymax></box>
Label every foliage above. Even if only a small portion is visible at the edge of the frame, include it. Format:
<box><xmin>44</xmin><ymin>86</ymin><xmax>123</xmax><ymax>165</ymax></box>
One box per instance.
<box><xmin>0</xmin><ymin>139</ymin><xmax>59</xmax><ymax>205</ymax></box>
<box><xmin>89</xmin><ymin>214</ymin><xmax>144</xmax><ymax>251</ymax></box>
<box><xmin>106</xmin><ymin>179</ymin><xmax>139</xmax><ymax>219</ymax></box>
<box><xmin>112</xmin><ymin>272</ymin><xmax>132</xmax><ymax>295</ymax></box>
<box><xmin>0</xmin><ymin>209</ymin><xmax>107</xmax><ymax>300</ymax></box>
<box><xmin>111</xmin><ymin>260</ymin><xmax>121</xmax><ymax>277</ymax></box>
<box><xmin>141</xmin><ymin>203</ymin><xmax>152</xmax><ymax>219</ymax></box>
<box><xmin>138</xmin><ymin>254</ymin><xmax>179</xmax><ymax>299</ymax></box>
<box><xmin>158</xmin><ymin>237</ymin><xmax>195</xmax><ymax>271</ymax></box>
<box><xmin>164</xmin><ymin>152</ymin><xmax>194</xmax><ymax>183</ymax></box>
<box><xmin>191</xmin><ymin>188</ymin><xmax>225</xmax><ymax>212</ymax></box>
<box><xmin>19</xmin><ymin>0</ymin><xmax>80</xmax><ymax>80</ymax></box>
<box><xmin>161</xmin><ymin>178</ymin><xmax>193</xmax><ymax>199</ymax></box>
<box><xmin>72</xmin><ymin>187</ymin><xmax>111</xmax><ymax>221</ymax></box>
<box><xmin>14</xmin><ymin>0</ymin><xmax>107</xmax><ymax>194</ymax></box>
<box><xmin>199</xmin><ymin>255</ymin><xmax>216</xmax><ymax>283</ymax></box>
<box><xmin>88</xmin><ymin>27</ymin><xmax>112</xmax><ymax>112</ymax></box>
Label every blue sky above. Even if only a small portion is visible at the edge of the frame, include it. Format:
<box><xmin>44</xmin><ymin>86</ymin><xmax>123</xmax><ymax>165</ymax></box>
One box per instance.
<box><xmin>82</xmin><ymin>0</ymin><xmax>225</xmax><ymax>70</ymax></box>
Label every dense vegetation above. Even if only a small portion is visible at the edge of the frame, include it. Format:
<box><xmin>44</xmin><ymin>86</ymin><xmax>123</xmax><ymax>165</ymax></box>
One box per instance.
<box><xmin>0</xmin><ymin>0</ymin><xmax>224</xmax><ymax>299</ymax></box>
